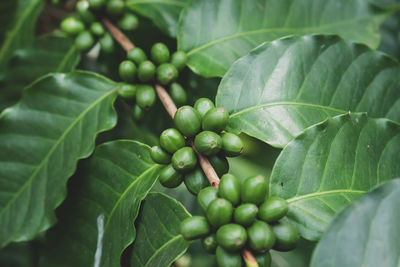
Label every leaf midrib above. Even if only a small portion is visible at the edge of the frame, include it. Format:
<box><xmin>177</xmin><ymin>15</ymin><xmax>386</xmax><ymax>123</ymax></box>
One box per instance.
<box><xmin>0</xmin><ymin>87</ymin><xmax>117</xmax><ymax>220</ymax></box>
<box><xmin>0</xmin><ymin>0</ymin><xmax>41</xmax><ymax>64</ymax></box>
<box><xmin>186</xmin><ymin>15</ymin><xmax>378</xmax><ymax>56</ymax></box>
<box><xmin>56</xmin><ymin>45</ymin><xmax>78</xmax><ymax>72</ymax></box>
<box><xmin>287</xmin><ymin>189</ymin><xmax>365</xmax><ymax>204</ymax></box>
<box><xmin>229</xmin><ymin>101</ymin><xmax>345</xmax><ymax>118</ymax></box>
<box><xmin>144</xmin><ymin>235</ymin><xmax>183</xmax><ymax>267</ymax></box>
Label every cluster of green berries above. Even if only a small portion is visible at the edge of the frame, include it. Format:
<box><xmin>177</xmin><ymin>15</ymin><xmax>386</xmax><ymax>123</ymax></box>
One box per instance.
<box><xmin>180</xmin><ymin>175</ymin><xmax>299</xmax><ymax>267</ymax></box>
<box><xmin>150</xmin><ymin>98</ymin><xmax>243</xmax><ymax>194</ymax></box>
<box><xmin>117</xmin><ymin>42</ymin><xmax>187</xmax><ymax>120</ymax></box>
<box><xmin>60</xmin><ymin>0</ymin><xmax>139</xmax><ymax>52</ymax></box>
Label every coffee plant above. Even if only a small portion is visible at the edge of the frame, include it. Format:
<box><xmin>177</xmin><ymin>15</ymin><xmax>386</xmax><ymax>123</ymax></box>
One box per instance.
<box><xmin>0</xmin><ymin>0</ymin><xmax>400</xmax><ymax>266</ymax></box>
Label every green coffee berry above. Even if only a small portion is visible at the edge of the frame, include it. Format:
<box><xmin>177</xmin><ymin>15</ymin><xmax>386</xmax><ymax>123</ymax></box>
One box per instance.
<box><xmin>76</xmin><ymin>1</ymin><xmax>95</xmax><ymax>23</ymax></box>
<box><xmin>241</xmin><ymin>175</ymin><xmax>267</xmax><ymax>205</ymax></box>
<box><xmin>171</xmin><ymin>51</ymin><xmax>187</xmax><ymax>71</ymax></box>
<box><xmin>90</xmin><ymin>22</ymin><xmax>105</xmax><ymax>36</ymax></box>
<box><xmin>197</xmin><ymin>186</ymin><xmax>218</xmax><ymax>214</ymax></box>
<box><xmin>157</xmin><ymin>63</ymin><xmax>178</xmax><ymax>85</ymax></box>
<box><xmin>159</xmin><ymin>164</ymin><xmax>183</xmax><ymax>188</ymax></box>
<box><xmin>247</xmin><ymin>220</ymin><xmax>276</xmax><ymax>252</ymax></box>
<box><xmin>234</xmin><ymin>203</ymin><xmax>258</xmax><ymax>226</ymax></box>
<box><xmin>127</xmin><ymin>47</ymin><xmax>147</xmax><ymax>64</ymax></box>
<box><xmin>106</xmin><ymin>0</ymin><xmax>125</xmax><ymax>16</ymax></box>
<box><xmin>88</xmin><ymin>0</ymin><xmax>105</xmax><ymax>9</ymax></box>
<box><xmin>136</xmin><ymin>85</ymin><xmax>156</xmax><ymax>109</ymax></box>
<box><xmin>272</xmin><ymin>222</ymin><xmax>300</xmax><ymax>251</ymax></box>
<box><xmin>172</xmin><ymin>147</ymin><xmax>197</xmax><ymax>173</ymax></box>
<box><xmin>194</xmin><ymin>131</ymin><xmax>222</xmax><ymax>156</ymax></box>
<box><xmin>159</xmin><ymin>128</ymin><xmax>185</xmax><ymax>153</ymax></box>
<box><xmin>119</xmin><ymin>60</ymin><xmax>136</xmax><ymax>82</ymax></box>
<box><xmin>255</xmin><ymin>252</ymin><xmax>272</xmax><ymax>267</ymax></box>
<box><xmin>218</xmin><ymin>174</ymin><xmax>241</xmax><ymax>205</ymax></box>
<box><xmin>202</xmin><ymin>107</ymin><xmax>229</xmax><ymax>133</ymax></box>
<box><xmin>118</xmin><ymin>83</ymin><xmax>137</xmax><ymax>99</ymax></box>
<box><xmin>180</xmin><ymin>216</ymin><xmax>210</xmax><ymax>240</ymax></box>
<box><xmin>174</xmin><ymin>106</ymin><xmax>201</xmax><ymax>137</ymax></box>
<box><xmin>209</xmin><ymin>155</ymin><xmax>229</xmax><ymax>176</ymax></box>
<box><xmin>207</xmin><ymin>198</ymin><xmax>233</xmax><ymax>227</ymax></box>
<box><xmin>61</xmin><ymin>17</ymin><xmax>85</xmax><ymax>35</ymax></box>
<box><xmin>194</xmin><ymin>98</ymin><xmax>215</xmax><ymax>118</ymax></box>
<box><xmin>132</xmin><ymin>104</ymin><xmax>144</xmax><ymax>120</ymax></box>
<box><xmin>216</xmin><ymin>224</ymin><xmax>247</xmax><ymax>252</ymax></box>
<box><xmin>99</xmin><ymin>33</ymin><xmax>114</xmax><ymax>53</ymax></box>
<box><xmin>169</xmin><ymin>83</ymin><xmax>187</xmax><ymax>107</ymax></box>
<box><xmin>216</xmin><ymin>246</ymin><xmax>242</xmax><ymax>267</ymax></box>
<box><xmin>259</xmin><ymin>197</ymin><xmax>288</xmax><ymax>223</ymax></box>
<box><xmin>151</xmin><ymin>42</ymin><xmax>170</xmax><ymax>64</ymax></box>
<box><xmin>138</xmin><ymin>61</ymin><xmax>156</xmax><ymax>82</ymax></box>
<box><xmin>150</xmin><ymin>146</ymin><xmax>171</xmax><ymax>164</ymax></box>
<box><xmin>75</xmin><ymin>31</ymin><xmax>95</xmax><ymax>52</ymax></box>
<box><xmin>201</xmin><ymin>234</ymin><xmax>218</xmax><ymax>254</ymax></box>
<box><xmin>184</xmin><ymin>168</ymin><xmax>209</xmax><ymax>195</ymax></box>
<box><xmin>118</xmin><ymin>13</ymin><xmax>139</xmax><ymax>31</ymax></box>
<box><xmin>221</xmin><ymin>133</ymin><xmax>243</xmax><ymax>157</ymax></box>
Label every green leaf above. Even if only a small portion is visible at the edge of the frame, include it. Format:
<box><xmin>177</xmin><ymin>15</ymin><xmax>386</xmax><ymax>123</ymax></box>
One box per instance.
<box><xmin>310</xmin><ymin>178</ymin><xmax>400</xmax><ymax>267</ymax></box>
<box><xmin>269</xmin><ymin>113</ymin><xmax>400</xmax><ymax>241</ymax></box>
<box><xmin>217</xmin><ymin>35</ymin><xmax>400</xmax><ymax>147</ymax></box>
<box><xmin>0</xmin><ymin>71</ymin><xmax>118</xmax><ymax>248</ymax></box>
<box><xmin>126</xmin><ymin>0</ymin><xmax>188</xmax><ymax>37</ymax></box>
<box><xmin>0</xmin><ymin>34</ymin><xmax>80</xmax><ymax>111</ymax></box>
<box><xmin>130</xmin><ymin>192</ymin><xmax>191</xmax><ymax>267</ymax></box>
<box><xmin>41</xmin><ymin>140</ymin><xmax>162</xmax><ymax>267</ymax></box>
<box><xmin>0</xmin><ymin>0</ymin><xmax>43</xmax><ymax>73</ymax></box>
<box><xmin>0</xmin><ymin>1</ymin><xmax>17</xmax><ymax>45</ymax></box>
<box><xmin>178</xmin><ymin>0</ymin><xmax>389</xmax><ymax>77</ymax></box>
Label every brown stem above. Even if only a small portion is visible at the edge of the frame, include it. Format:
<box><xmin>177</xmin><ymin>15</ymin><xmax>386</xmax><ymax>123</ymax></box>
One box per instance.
<box><xmin>154</xmin><ymin>84</ymin><xmax>177</xmax><ymax>118</ymax></box>
<box><xmin>102</xmin><ymin>18</ymin><xmax>134</xmax><ymax>51</ymax></box>
<box><xmin>242</xmin><ymin>249</ymin><xmax>259</xmax><ymax>267</ymax></box>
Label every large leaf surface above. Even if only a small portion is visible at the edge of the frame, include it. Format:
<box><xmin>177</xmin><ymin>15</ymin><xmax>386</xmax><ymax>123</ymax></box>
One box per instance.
<box><xmin>269</xmin><ymin>113</ymin><xmax>400</xmax><ymax>241</ymax></box>
<box><xmin>0</xmin><ymin>0</ymin><xmax>43</xmax><ymax>73</ymax></box>
<box><xmin>310</xmin><ymin>179</ymin><xmax>400</xmax><ymax>267</ymax></box>
<box><xmin>217</xmin><ymin>35</ymin><xmax>400</xmax><ymax>147</ymax></box>
<box><xmin>41</xmin><ymin>141</ymin><xmax>162</xmax><ymax>267</ymax></box>
<box><xmin>0</xmin><ymin>34</ymin><xmax>80</xmax><ymax>112</ymax></box>
<box><xmin>178</xmin><ymin>0</ymin><xmax>388</xmax><ymax>77</ymax></box>
<box><xmin>126</xmin><ymin>0</ymin><xmax>188</xmax><ymax>37</ymax></box>
<box><xmin>130</xmin><ymin>192</ymin><xmax>190</xmax><ymax>267</ymax></box>
<box><xmin>0</xmin><ymin>71</ymin><xmax>118</xmax><ymax>247</ymax></box>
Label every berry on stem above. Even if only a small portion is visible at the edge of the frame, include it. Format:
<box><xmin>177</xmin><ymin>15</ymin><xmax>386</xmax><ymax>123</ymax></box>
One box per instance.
<box><xmin>207</xmin><ymin>198</ymin><xmax>233</xmax><ymax>227</ymax></box>
<box><xmin>118</xmin><ymin>13</ymin><xmax>139</xmax><ymax>31</ymax></box>
<box><xmin>75</xmin><ymin>31</ymin><xmax>95</xmax><ymax>52</ymax></box>
<box><xmin>61</xmin><ymin>17</ymin><xmax>85</xmax><ymax>35</ymax></box>
<box><xmin>90</xmin><ymin>22</ymin><xmax>105</xmax><ymax>36</ymax></box>
<box><xmin>216</xmin><ymin>224</ymin><xmax>247</xmax><ymax>252</ymax></box>
<box><xmin>151</xmin><ymin>42</ymin><xmax>170</xmax><ymax>64</ymax></box>
<box><xmin>118</xmin><ymin>83</ymin><xmax>137</xmax><ymax>99</ymax></box>
<box><xmin>241</xmin><ymin>175</ymin><xmax>267</xmax><ymax>205</ymax></box>
<box><xmin>194</xmin><ymin>131</ymin><xmax>222</xmax><ymax>156</ymax></box>
<box><xmin>127</xmin><ymin>47</ymin><xmax>147</xmax><ymax>64</ymax></box>
<box><xmin>157</xmin><ymin>63</ymin><xmax>178</xmax><ymax>85</ymax></box>
<box><xmin>169</xmin><ymin>83</ymin><xmax>187</xmax><ymax>107</ymax></box>
<box><xmin>202</xmin><ymin>233</ymin><xmax>218</xmax><ymax>254</ymax></box>
<box><xmin>180</xmin><ymin>216</ymin><xmax>210</xmax><ymax>240</ymax></box>
<box><xmin>216</xmin><ymin>246</ymin><xmax>242</xmax><ymax>267</ymax></box>
<box><xmin>172</xmin><ymin>147</ymin><xmax>197</xmax><ymax>173</ymax></box>
<box><xmin>88</xmin><ymin>0</ymin><xmax>106</xmax><ymax>10</ymax></box>
<box><xmin>99</xmin><ymin>33</ymin><xmax>114</xmax><ymax>53</ymax></box>
<box><xmin>136</xmin><ymin>85</ymin><xmax>156</xmax><ymax>109</ymax></box>
<box><xmin>271</xmin><ymin>222</ymin><xmax>300</xmax><ymax>251</ymax></box>
<box><xmin>184</xmin><ymin>168</ymin><xmax>209</xmax><ymax>195</ymax></box>
<box><xmin>202</xmin><ymin>107</ymin><xmax>229</xmax><ymax>133</ymax></box>
<box><xmin>119</xmin><ymin>60</ymin><xmax>137</xmax><ymax>82</ymax></box>
<box><xmin>234</xmin><ymin>203</ymin><xmax>258</xmax><ymax>226</ymax></box>
<box><xmin>218</xmin><ymin>174</ymin><xmax>241</xmax><ymax>205</ymax></box>
<box><xmin>259</xmin><ymin>197</ymin><xmax>288</xmax><ymax>223</ymax></box>
<box><xmin>76</xmin><ymin>1</ymin><xmax>96</xmax><ymax>23</ymax></box>
<box><xmin>150</xmin><ymin>146</ymin><xmax>171</xmax><ymax>164</ymax></box>
<box><xmin>159</xmin><ymin>128</ymin><xmax>185</xmax><ymax>153</ymax></box>
<box><xmin>106</xmin><ymin>0</ymin><xmax>125</xmax><ymax>16</ymax></box>
<box><xmin>197</xmin><ymin>186</ymin><xmax>218</xmax><ymax>213</ymax></box>
<box><xmin>247</xmin><ymin>220</ymin><xmax>276</xmax><ymax>252</ymax></box>
<box><xmin>194</xmin><ymin>98</ymin><xmax>215</xmax><ymax>118</ymax></box>
<box><xmin>159</xmin><ymin>164</ymin><xmax>183</xmax><ymax>188</ymax></box>
<box><xmin>221</xmin><ymin>132</ymin><xmax>243</xmax><ymax>157</ymax></box>
<box><xmin>208</xmin><ymin>155</ymin><xmax>229</xmax><ymax>176</ymax></box>
<box><xmin>132</xmin><ymin>104</ymin><xmax>144</xmax><ymax>120</ymax></box>
<box><xmin>171</xmin><ymin>51</ymin><xmax>187</xmax><ymax>71</ymax></box>
<box><xmin>174</xmin><ymin>105</ymin><xmax>201</xmax><ymax>137</ymax></box>
<box><xmin>138</xmin><ymin>61</ymin><xmax>156</xmax><ymax>82</ymax></box>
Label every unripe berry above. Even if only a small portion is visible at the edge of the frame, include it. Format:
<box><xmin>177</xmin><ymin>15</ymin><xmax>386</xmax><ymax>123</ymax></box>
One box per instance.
<box><xmin>106</xmin><ymin>0</ymin><xmax>125</xmax><ymax>16</ymax></box>
<box><xmin>241</xmin><ymin>175</ymin><xmax>267</xmax><ymax>205</ymax></box>
<box><xmin>75</xmin><ymin>31</ymin><xmax>95</xmax><ymax>52</ymax></box>
<box><xmin>202</xmin><ymin>107</ymin><xmax>229</xmax><ymax>133</ymax></box>
<box><xmin>194</xmin><ymin>131</ymin><xmax>222</xmax><ymax>156</ymax></box>
<box><xmin>61</xmin><ymin>17</ymin><xmax>85</xmax><ymax>35</ymax></box>
<box><xmin>169</xmin><ymin>83</ymin><xmax>187</xmax><ymax>107</ymax></box>
<box><xmin>272</xmin><ymin>222</ymin><xmax>300</xmax><ymax>251</ymax></box>
<box><xmin>221</xmin><ymin>132</ymin><xmax>243</xmax><ymax>157</ymax></box>
<box><xmin>118</xmin><ymin>14</ymin><xmax>139</xmax><ymax>31</ymax></box>
<box><xmin>180</xmin><ymin>216</ymin><xmax>210</xmax><ymax>240</ymax></box>
<box><xmin>201</xmin><ymin>234</ymin><xmax>217</xmax><ymax>254</ymax></box>
<box><xmin>172</xmin><ymin>147</ymin><xmax>197</xmax><ymax>173</ymax></box>
<box><xmin>119</xmin><ymin>60</ymin><xmax>137</xmax><ymax>82</ymax></box>
<box><xmin>138</xmin><ymin>61</ymin><xmax>156</xmax><ymax>82</ymax></box>
<box><xmin>159</xmin><ymin>128</ymin><xmax>185</xmax><ymax>153</ymax></box>
<box><xmin>197</xmin><ymin>186</ymin><xmax>218</xmax><ymax>214</ymax></box>
<box><xmin>118</xmin><ymin>83</ymin><xmax>137</xmax><ymax>99</ymax></box>
<box><xmin>184</xmin><ymin>168</ymin><xmax>209</xmax><ymax>195</ymax></box>
<box><xmin>127</xmin><ymin>47</ymin><xmax>147</xmax><ymax>64</ymax></box>
<box><xmin>259</xmin><ymin>197</ymin><xmax>288</xmax><ymax>223</ymax></box>
<box><xmin>157</xmin><ymin>63</ymin><xmax>178</xmax><ymax>85</ymax></box>
<box><xmin>216</xmin><ymin>224</ymin><xmax>247</xmax><ymax>252</ymax></box>
<box><xmin>99</xmin><ymin>33</ymin><xmax>114</xmax><ymax>53</ymax></box>
<box><xmin>150</xmin><ymin>146</ymin><xmax>171</xmax><ymax>164</ymax></box>
<box><xmin>207</xmin><ymin>198</ymin><xmax>233</xmax><ymax>227</ymax></box>
<box><xmin>136</xmin><ymin>85</ymin><xmax>156</xmax><ymax>109</ymax></box>
<box><xmin>194</xmin><ymin>98</ymin><xmax>215</xmax><ymax>118</ymax></box>
<box><xmin>159</xmin><ymin>164</ymin><xmax>183</xmax><ymax>188</ymax></box>
<box><xmin>171</xmin><ymin>51</ymin><xmax>187</xmax><ymax>71</ymax></box>
<box><xmin>174</xmin><ymin>106</ymin><xmax>201</xmax><ymax>137</ymax></box>
<box><xmin>247</xmin><ymin>220</ymin><xmax>276</xmax><ymax>252</ymax></box>
<box><xmin>151</xmin><ymin>42</ymin><xmax>170</xmax><ymax>64</ymax></box>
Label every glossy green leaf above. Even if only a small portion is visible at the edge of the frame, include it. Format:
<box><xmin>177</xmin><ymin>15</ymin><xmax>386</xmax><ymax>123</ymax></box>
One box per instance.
<box><xmin>178</xmin><ymin>0</ymin><xmax>389</xmax><ymax>77</ymax></box>
<box><xmin>0</xmin><ymin>1</ymin><xmax>17</xmax><ymax>45</ymax></box>
<box><xmin>130</xmin><ymin>192</ymin><xmax>191</xmax><ymax>267</ymax></box>
<box><xmin>0</xmin><ymin>34</ymin><xmax>80</xmax><ymax>111</ymax></box>
<box><xmin>217</xmin><ymin>35</ymin><xmax>400</xmax><ymax>147</ymax></box>
<box><xmin>0</xmin><ymin>0</ymin><xmax>43</xmax><ymax>73</ymax></box>
<box><xmin>269</xmin><ymin>113</ymin><xmax>400</xmax><ymax>241</ymax></box>
<box><xmin>41</xmin><ymin>140</ymin><xmax>162</xmax><ymax>267</ymax></box>
<box><xmin>126</xmin><ymin>0</ymin><xmax>188</xmax><ymax>37</ymax></box>
<box><xmin>0</xmin><ymin>71</ymin><xmax>118</xmax><ymax>248</ymax></box>
<box><xmin>310</xmin><ymin>179</ymin><xmax>400</xmax><ymax>267</ymax></box>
